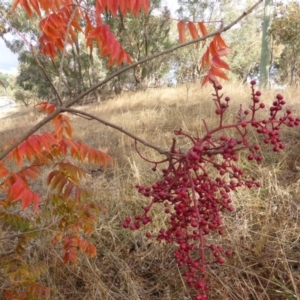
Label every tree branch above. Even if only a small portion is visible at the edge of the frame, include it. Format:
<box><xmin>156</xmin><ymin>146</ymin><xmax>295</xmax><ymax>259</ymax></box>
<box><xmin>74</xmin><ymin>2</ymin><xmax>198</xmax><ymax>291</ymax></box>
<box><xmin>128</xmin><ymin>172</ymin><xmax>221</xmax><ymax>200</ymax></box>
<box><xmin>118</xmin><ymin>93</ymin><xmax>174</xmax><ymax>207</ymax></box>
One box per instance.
<box><xmin>62</xmin><ymin>108</ymin><xmax>169</xmax><ymax>155</ymax></box>
<box><xmin>0</xmin><ymin>0</ymin><xmax>263</xmax><ymax>161</ymax></box>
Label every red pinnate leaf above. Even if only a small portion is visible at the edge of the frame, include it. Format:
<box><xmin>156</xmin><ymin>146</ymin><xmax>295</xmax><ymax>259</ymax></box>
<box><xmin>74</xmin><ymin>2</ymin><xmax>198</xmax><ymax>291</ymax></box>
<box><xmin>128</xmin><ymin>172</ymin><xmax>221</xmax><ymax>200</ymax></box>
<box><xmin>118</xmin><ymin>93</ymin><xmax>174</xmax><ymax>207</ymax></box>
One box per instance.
<box><xmin>36</xmin><ymin>101</ymin><xmax>55</xmax><ymax>114</ymax></box>
<box><xmin>210</xmin><ymin>66</ymin><xmax>229</xmax><ymax>80</ymax></box>
<box><xmin>215</xmin><ymin>34</ymin><xmax>229</xmax><ymax>49</ymax></box>
<box><xmin>63</xmin><ymin>182</ymin><xmax>74</xmax><ymax>199</ymax></box>
<box><xmin>95</xmin><ymin>0</ymin><xmax>104</xmax><ymax>17</ymax></box>
<box><xmin>51</xmin><ymin>232</ymin><xmax>63</xmax><ymax>244</ymax></box>
<box><xmin>27</xmin><ymin>135</ymin><xmax>42</xmax><ymax>156</ymax></box>
<box><xmin>106</xmin><ymin>0</ymin><xmax>118</xmax><ymax>17</ymax></box>
<box><xmin>22</xmin><ymin>190</ymin><xmax>40</xmax><ymax>211</ymax></box>
<box><xmin>20</xmin><ymin>166</ymin><xmax>41</xmax><ymax>180</ymax></box>
<box><xmin>217</xmin><ymin>47</ymin><xmax>231</xmax><ymax>56</ymax></box>
<box><xmin>12</xmin><ymin>147</ymin><xmax>23</xmax><ymax>167</ymax></box>
<box><xmin>79</xmin><ymin>239</ymin><xmax>89</xmax><ymax>252</ymax></box>
<box><xmin>141</xmin><ymin>0</ymin><xmax>150</xmax><ymax>14</ymax></box>
<box><xmin>87</xmin><ymin>244</ymin><xmax>97</xmax><ymax>258</ymax></box>
<box><xmin>177</xmin><ymin>21</ymin><xmax>186</xmax><ymax>43</ymax></box>
<box><xmin>50</xmin><ymin>172</ymin><xmax>64</xmax><ymax>190</ymax></box>
<box><xmin>209</xmin><ymin>40</ymin><xmax>218</xmax><ymax>56</ymax></box>
<box><xmin>63</xmin><ymin>115</ymin><xmax>73</xmax><ymax>138</ymax></box>
<box><xmin>52</xmin><ymin>115</ymin><xmax>64</xmax><ymax>139</ymax></box>
<box><xmin>56</xmin><ymin>177</ymin><xmax>68</xmax><ymax>194</ymax></box>
<box><xmin>212</xmin><ymin>55</ymin><xmax>230</xmax><ymax>70</ymax></box>
<box><xmin>119</xmin><ymin>0</ymin><xmax>127</xmax><ymax>15</ymax></box>
<box><xmin>47</xmin><ymin>170</ymin><xmax>59</xmax><ymax>185</ymax></box>
<box><xmin>187</xmin><ymin>22</ymin><xmax>199</xmax><ymax>40</ymax></box>
<box><xmin>12</xmin><ymin>0</ymin><xmax>21</xmax><ymax>12</ymax></box>
<box><xmin>22</xmin><ymin>0</ymin><xmax>33</xmax><ymax>18</ymax></box>
<box><xmin>201</xmin><ymin>74</ymin><xmax>210</xmax><ymax>87</ymax></box>
<box><xmin>29</xmin><ymin>0</ymin><xmax>41</xmax><ymax>17</ymax></box>
<box><xmin>8</xmin><ymin>179</ymin><xmax>27</xmax><ymax>201</ymax></box>
<box><xmin>79</xmin><ymin>143</ymin><xmax>88</xmax><ymax>162</ymax></box>
<box><xmin>201</xmin><ymin>49</ymin><xmax>210</xmax><ymax>70</ymax></box>
<box><xmin>198</xmin><ymin>22</ymin><xmax>207</xmax><ymax>36</ymax></box>
<box><xmin>64</xmin><ymin>247</ymin><xmax>78</xmax><ymax>264</ymax></box>
<box><xmin>0</xmin><ymin>162</ymin><xmax>8</xmax><ymax>178</ymax></box>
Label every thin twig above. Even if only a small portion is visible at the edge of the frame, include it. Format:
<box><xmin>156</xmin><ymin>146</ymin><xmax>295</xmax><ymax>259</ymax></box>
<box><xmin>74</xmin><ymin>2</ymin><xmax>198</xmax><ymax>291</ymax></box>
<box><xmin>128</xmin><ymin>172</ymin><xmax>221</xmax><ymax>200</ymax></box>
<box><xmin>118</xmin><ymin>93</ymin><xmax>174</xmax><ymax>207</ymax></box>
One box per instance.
<box><xmin>63</xmin><ymin>108</ymin><xmax>169</xmax><ymax>155</ymax></box>
<box><xmin>0</xmin><ymin>219</ymin><xmax>58</xmax><ymax>241</ymax></box>
<box><xmin>33</xmin><ymin>49</ymin><xmax>63</xmax><ymax>106</ymax></box>
<box><xmin>58</xmin><ymin>5</ymin><xmax>78</xmax><ymax>99</ymax></box>
<box><xmin>0</xmin><ymin>0</ymin><xmax>263</xmax><ymax>161</ymax></box>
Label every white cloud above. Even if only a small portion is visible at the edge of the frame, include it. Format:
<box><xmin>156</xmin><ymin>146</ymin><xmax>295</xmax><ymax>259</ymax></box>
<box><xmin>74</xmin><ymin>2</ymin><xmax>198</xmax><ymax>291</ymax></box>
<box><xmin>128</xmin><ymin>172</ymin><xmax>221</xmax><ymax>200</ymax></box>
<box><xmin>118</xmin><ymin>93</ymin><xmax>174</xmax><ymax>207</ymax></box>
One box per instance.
<box><xmin>0</xmin><ymin>39</ymin><xmax>19</xmax><ymax>75</ymax></box>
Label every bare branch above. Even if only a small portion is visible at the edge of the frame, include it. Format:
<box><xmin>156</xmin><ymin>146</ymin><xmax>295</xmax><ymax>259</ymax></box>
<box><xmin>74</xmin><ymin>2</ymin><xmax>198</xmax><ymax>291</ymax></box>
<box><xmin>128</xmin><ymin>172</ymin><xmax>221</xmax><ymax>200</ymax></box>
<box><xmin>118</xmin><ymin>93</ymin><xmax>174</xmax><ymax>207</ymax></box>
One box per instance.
<box><xmin>0</xmin><ymin>0</ymin><xmax>263</xmax><ymax>161</ymax></box>
<box><xmin>33</xmin><ymin>49</ymin><xmax>63</xmax><ymax>106</ymax></box>
<box><xmin>58</xmin><ymin>5</ymin><xmax>78</xmax><ymax>100</ymax></box>
<box><xmin>63</xmin><ymin>108</ymin><xmax>169</xmax><ymax>155</ymax></box>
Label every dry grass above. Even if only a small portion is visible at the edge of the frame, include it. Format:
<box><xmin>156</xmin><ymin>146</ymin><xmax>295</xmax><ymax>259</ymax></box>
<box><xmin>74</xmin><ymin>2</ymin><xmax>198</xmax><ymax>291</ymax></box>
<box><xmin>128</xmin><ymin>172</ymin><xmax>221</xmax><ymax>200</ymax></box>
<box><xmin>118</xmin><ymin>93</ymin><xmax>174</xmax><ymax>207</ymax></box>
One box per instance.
<box><xmin>1</xmin><ymin>82</ymin><xmax>300</xmax><ymax>299</ymax></box>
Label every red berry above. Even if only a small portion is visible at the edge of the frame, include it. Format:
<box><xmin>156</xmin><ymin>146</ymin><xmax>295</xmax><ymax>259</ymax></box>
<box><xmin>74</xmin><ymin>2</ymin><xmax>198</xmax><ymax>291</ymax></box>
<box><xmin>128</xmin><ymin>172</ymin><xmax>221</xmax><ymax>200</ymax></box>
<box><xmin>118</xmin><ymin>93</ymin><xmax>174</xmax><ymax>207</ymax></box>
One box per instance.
<box><xmin>248</xmin><ymin>154</ymin><xmax>254</xmax><ymax>161</ymax></box>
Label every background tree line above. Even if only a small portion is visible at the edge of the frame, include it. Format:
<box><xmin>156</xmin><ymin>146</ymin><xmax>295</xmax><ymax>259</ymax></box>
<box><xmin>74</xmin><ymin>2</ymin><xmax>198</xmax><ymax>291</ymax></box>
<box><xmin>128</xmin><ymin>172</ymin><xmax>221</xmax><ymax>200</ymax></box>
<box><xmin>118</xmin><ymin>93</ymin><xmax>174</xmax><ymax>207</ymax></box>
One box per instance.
<box><xmin>0</xmin><ymin>0</ymin><xmax>298</xmax><ymax>105</ymax></box>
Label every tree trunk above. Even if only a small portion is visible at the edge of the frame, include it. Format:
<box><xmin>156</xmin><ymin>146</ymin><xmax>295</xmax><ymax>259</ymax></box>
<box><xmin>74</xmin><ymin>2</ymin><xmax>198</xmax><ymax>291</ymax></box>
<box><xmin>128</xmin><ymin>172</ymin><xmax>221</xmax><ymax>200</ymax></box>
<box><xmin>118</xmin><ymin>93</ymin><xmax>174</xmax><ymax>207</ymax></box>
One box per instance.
<box><xmin>259</xmin><ymin>0</ymin><xmax>272</xmax><ymax>88</ymax></box>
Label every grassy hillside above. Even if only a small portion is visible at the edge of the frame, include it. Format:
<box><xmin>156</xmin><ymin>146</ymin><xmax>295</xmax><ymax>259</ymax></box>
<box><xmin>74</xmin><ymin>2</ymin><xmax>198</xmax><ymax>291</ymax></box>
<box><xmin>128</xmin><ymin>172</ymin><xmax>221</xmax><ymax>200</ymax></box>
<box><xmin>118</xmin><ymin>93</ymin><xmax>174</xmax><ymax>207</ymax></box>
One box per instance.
<box><xmin>1</xmin><ymin>82</ymin><xmax>300</xmax><ymax>300</ymax></box>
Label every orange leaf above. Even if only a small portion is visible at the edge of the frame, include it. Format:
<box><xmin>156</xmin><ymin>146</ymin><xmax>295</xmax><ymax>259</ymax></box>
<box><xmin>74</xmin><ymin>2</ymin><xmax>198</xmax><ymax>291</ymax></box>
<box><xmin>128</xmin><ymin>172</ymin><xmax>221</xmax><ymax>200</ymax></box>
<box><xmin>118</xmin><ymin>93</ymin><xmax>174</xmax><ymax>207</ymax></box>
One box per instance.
<box><xmin>64</xmin><ymin>247</ymin><xmax>77</xmax><ymax>264</ymax></box>
<box><xmin>210</xmin><ymin>66</ymin><xmax>229</xmax><ymax>80</ymax></box>
<box><xmin>12</xmin><ymin>0</ymin><xmax>21</xmax><ymax>12</ymax></box>
<box><xmin>47</xmin><ymin>170</ymin><xmax>59</xmax><ymax>185</ymax></box>
<box><xmin>13</xmin><ymin>147</ymin><xmax>23</xmax><ymax>167</ymax></box>
<box><xmin>187</xmin><ymin>22</ymin><xmax>199</xmax><ymax>40</ymax></box>
<box><xmin>87</xmin><ymin>27</ymin><xmax>102</xmax><ymax>39</ymax></box>
<box><xmin>8</xmin><ymin>179</ymin><xmax>26</xmax><ymax>201</ymax></box>
<box><xmin>79</xmin><ymin>239</ymin><xmax>89</xmax><ymax>252</ymax></box>
<box><xmin>215</xmin><ymin>34</ymin><xmax>229</xmax><ymax>49</ymax></box>
<box><xmin>22</xmin><ymin>0</ymin><xmax>33</xmax><ymax>18</ymax></box>
<box><xmin>177</xmin><ymin>21</ymin><xmax>186</xmax><ymax>43</ymax></box>
<box><xmin>27</xmin><ymin>135</ymin><xmax>42</xmax><ymax>156</ymax></box>
<box><xmin>141</xmin><ymin>0</ymin><xmax>150</xmax><ymax>14</ymax></box>
<box><xmin>20</xmin><ymin>166</ymin><xmax>41</xmax><ymax>180</ymax></box>
<box><xmin>201</xmin><ymin>74</ymin><xmax>210</xmax><ymax>87</ymax></box>
<box><xmin>79</xmin><ymin>143</ymin><xmax>88</xmax><ymax>162</ymax></box>
<box><xmin>63</xmin><ymin>182</ymin><xmax>74</xmax><ymax>199</ymax></box>
<box><xmin>0</xmin><ymin>162</ymin><xmax>8</xmax><ymax>178</ymax></box>
<box><xmin>87</xmin><ymin>244</ymin><xmax>97</xmax><ymax>257</ymax></box>
<box><xmin>56</xmin><ymin>177</ymin><xmax>68</xmax><ymax>194</ymax></box>
<box><xmin>50</xmin><ymin>172</ymin><xmax>64</xmax><ymax>190</ymax></box>
<box><xmin>51</xmin><ymin>232</ymin><xmax>63</xmax><ymax>244</ymax></box>
<box><xmin>211</xmin><ymin>55</ymin><xmax>230</xmax><ymax>70</ymax></box>
<box><xmin>209</xmin><ymin>40</ymin><xmax>218</xmax><ymax>56</ymax></box>
<box><xmin>201</xmin><ymin>48</ymin><xmax>210</xmax><ymax>69</ymax></box>
<box><xmin>106</xmin><ymin>0</ymin><xmax>118</xmax><ymax>17</ymax></box>
<box><xmin>63</xmin><ymin>115</ymin><xmax>73</xmax><ymax>138</ymax></box>
<box><xmin>22</xmin><ymin>190</ymin><xmax>40</xmax><ymax>211</ymax></box>
<box><xmin>217</xmin><ymin>48</ymin><xmax>231</xmax><ymax>56</ymax></box>
<box><xmin>29</xmin><ymin>0</ymin><xmax>41</xmax><ymax>17</ymax></box>
<box><xmin>198</xmin><ymin>22</ymin><xmax>207</xmax><ymax>36</ymax></box>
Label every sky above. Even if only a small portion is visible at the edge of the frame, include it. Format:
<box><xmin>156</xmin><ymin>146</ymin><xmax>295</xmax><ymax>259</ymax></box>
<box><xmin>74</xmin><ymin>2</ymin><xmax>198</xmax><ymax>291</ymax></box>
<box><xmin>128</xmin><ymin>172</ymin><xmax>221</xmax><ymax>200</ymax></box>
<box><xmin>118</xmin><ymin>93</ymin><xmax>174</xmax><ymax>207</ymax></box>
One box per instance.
<box><xmin>0</xmin><ymin>38</ymin><xmax>18</xmax><ymax>75</ymax></box>
<box><xmin>0</xmin><ymin>0</ymin><xmax>178</xmax><ymax>76</ymax></box>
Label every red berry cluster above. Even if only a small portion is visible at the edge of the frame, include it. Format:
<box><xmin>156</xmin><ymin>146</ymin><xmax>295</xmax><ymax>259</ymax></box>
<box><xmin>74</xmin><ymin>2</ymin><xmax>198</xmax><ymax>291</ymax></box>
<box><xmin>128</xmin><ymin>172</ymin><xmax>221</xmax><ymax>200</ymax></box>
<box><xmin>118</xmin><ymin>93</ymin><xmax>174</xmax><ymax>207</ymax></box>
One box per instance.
<box><xmin>124</xmin><ymin>81</ymin><xmax>299</xmax><ymax>299</ymax></box>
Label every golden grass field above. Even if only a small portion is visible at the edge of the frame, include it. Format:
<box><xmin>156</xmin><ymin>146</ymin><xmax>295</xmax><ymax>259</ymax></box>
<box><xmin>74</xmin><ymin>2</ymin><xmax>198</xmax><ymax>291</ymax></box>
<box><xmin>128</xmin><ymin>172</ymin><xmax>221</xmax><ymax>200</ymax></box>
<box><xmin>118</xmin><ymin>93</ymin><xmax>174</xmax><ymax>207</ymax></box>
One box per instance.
<box><xmin>1</xmin><ymin>82</ymin><xmax>300</xmax><ymax>299</ymax></box>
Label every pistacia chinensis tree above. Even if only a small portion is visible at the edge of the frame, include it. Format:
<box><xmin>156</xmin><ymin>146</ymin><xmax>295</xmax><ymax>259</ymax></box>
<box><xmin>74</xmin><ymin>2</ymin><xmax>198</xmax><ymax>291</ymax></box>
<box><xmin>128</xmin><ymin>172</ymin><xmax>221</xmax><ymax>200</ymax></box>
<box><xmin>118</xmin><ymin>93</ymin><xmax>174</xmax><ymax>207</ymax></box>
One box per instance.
<box><xmin>2</xmin><ymin>1</ymin><xmax>298</xmax><ymax>299</ymax></box>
